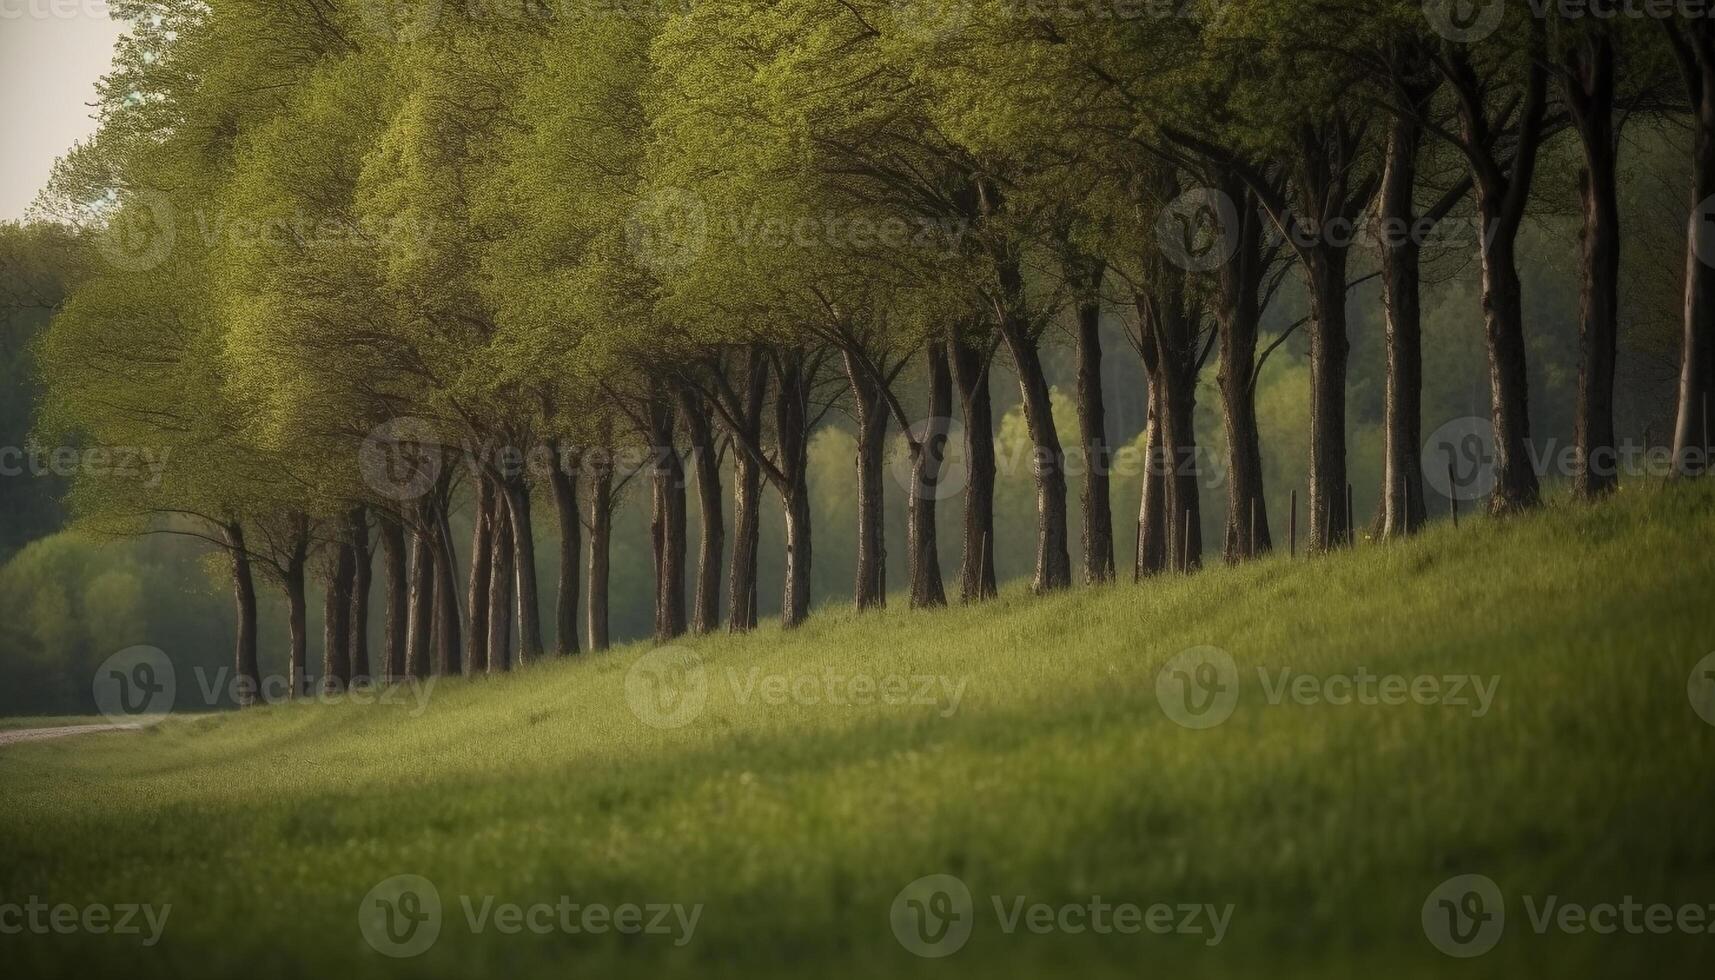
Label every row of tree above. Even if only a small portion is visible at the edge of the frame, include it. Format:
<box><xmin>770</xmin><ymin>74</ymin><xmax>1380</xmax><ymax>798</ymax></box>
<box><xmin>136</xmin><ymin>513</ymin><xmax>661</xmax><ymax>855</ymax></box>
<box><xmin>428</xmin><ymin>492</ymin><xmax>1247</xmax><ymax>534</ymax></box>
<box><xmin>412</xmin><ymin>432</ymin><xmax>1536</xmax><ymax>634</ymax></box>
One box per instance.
<box><xmin>31</xmin><ymin>0</ymin><xmax>1715</xmax><ymax>702</ymax></box>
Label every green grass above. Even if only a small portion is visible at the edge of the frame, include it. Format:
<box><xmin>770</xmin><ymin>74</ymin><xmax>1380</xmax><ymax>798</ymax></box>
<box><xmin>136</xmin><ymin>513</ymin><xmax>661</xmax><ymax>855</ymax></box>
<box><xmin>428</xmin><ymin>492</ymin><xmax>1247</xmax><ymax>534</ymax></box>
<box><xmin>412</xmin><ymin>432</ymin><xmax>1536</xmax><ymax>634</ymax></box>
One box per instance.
<box><xmin>2</xmin><ymin>482</ymin><xmax>1713</xmax><ymax>978</ymax></box>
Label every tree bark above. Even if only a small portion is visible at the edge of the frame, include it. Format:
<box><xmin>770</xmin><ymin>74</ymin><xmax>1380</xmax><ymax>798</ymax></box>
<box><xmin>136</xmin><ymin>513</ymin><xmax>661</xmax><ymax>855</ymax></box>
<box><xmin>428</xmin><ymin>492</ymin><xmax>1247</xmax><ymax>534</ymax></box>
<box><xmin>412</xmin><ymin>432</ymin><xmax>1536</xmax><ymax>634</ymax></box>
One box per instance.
<box><xmin>1569</xmin><ymin>34</ymin><xmax>1621</xmax><ymax>498</ymax></box>
<box><xmin>547</xmin><ymin>445</ymin><xmax>582</xmax><ymax>653</ymax></box>
<box><xmin>488</xmin><ymin>489</ymin><xmax>515</xmax><ymax>672</ymax></box>
<box><xmin>949</xmin><ymin>331</ymin><xmax>997</xmax><ymax>601</ymax></box>
<box><xmin>844</xmin><ymin>349</ymin><xmax>890</xmax><ymax>610</ymax></box>
<box><xmin>681</xmin><ymin>394</ymin><xmax>725</xmax><ymax>633</ymax></box>
<box><xmin>647</xmin><ymin>398</ymin><xmax>689</xmax><ymax>641</ymax></box>
<box><xmin>1136</xmin><ymin>382</ymin><xmax>1169</xmax><ymax>579</ymax></box>
<box><xmin>501</xmin><ymin>476</ymin><xmax>544</xmax><ymax>663</ymax></box>
<box><xmin>1211</xmin><ymin>175</ymin><xmax>1273</xmax><ymax>560</ymax></box>
<box><xmin>1378</xmin><ymin>110</ymin><xmax>1430</xmax><ymax>537</ymax></box>
<box><xmin>466</xmin><ymin>477</ymin><xmax>495</xmax><ymax>674</ymax></box>
<box><xmin>726</xmin><ymin>349</ymin><xmax>767</xmax><ymax>632</ymax></box>
<box><xmin>1137</xmin><ymin>258</ymin><xmax>1204</xmax><ymax>573</ymax></box>
<box><xmin>1444</xmin><ymin>37</ymin><xmax>1547</xmax><ymax>514</ymax></box>
<box><xmin>1072</xmin><ymin>263</ymin><xmax>1116</xmax><ymax>582</ymax></box>
<box><xmin>284</xmin><ymin>555</ymin><xmax>309</xmax><ymax>697</ymax></box>
<box><xmin>775</xmin><ymin>354</ymin><xmax>815</xmax><ymax>627</ymax></box>
<box><xmin>432</xmin><ymin>501</ymin><xmax>462</xmax><ymax>676</ymax></box>
<box><xmin>348</xmin><ymin>508</ymin><xmax>371</xmax><ymax>681</ymax></box>
<box><xmin>223</xmin><ymin>522</ymin><xmax>261</xmax><ymax>706</ymax></box>
<box><xmin>321</xmin><ymin>534</ymin><xmax>356</xmax><ymax>693</ymax></box>
<box><xmin>405</xmin><ymin>520</ymin><xmax>434</xmax><ymax>678</ymax></box>
<box><xmin>907</xmin><ymin>343</ymin><xmax>951</xmax><ymax>608</ymax></box>
<box><xmin>378</xmin><ymin>514</ymin><xmax>408</xmax><ymax>681</ymax></box>
<box><xmin>998</xmin><ymin>285</ymin><xmax>1072</xmax><ymax>593</ymax></box>
<box><xmin>585</xmin><ymin>456</ymin><xmax>613</xmax><ymax>651</ymax></box>
<box><xmin>1673</xmin><ymin>25</ymin><xmax>1715</xmax><ymax>476</ymax></box>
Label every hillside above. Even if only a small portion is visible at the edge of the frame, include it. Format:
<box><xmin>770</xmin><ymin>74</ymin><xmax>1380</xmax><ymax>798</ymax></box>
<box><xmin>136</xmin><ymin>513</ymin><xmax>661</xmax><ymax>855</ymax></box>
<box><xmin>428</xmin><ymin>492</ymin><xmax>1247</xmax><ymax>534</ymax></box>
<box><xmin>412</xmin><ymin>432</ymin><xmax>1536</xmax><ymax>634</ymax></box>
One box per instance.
<box><xmin>2</xmin><ymin>483</ymin><xmax>1713</xmax><ymax>978</ymax></box>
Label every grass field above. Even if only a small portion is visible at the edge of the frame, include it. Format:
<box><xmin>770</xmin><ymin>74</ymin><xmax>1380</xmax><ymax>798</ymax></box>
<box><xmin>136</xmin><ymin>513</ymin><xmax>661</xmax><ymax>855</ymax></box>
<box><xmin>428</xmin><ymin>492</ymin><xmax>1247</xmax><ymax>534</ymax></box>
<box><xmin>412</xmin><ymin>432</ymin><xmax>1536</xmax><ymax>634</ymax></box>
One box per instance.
<box><xmin>2</xmin><ymin>482</ymin><xmax>1713</xmax><ymax>978</ymax></box>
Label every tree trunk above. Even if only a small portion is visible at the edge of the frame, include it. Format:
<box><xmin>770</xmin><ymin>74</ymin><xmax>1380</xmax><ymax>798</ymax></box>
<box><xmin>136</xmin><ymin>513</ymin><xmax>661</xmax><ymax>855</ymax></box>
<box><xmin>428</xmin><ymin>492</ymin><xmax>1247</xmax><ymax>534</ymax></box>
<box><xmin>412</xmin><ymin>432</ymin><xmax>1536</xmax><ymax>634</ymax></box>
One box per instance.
<box><xmin>585</xmin><ymin>457</ymin><xmax>613</xmax><ymax>651</ymax></box>
<box><xmin>1305</xmin><ymin>252</ymin><xmax>1354</xmax><ymax>549</ymax></box>
<box><xmin>547</xmin><ymin>446</ymin><xmax>582</xmax><ymax>654</ymax></box>
<box><xmin>321</xmin><ymin>535</ymin><xmax>355</xmax><ymax>693</ymax></box>
<box><xmin>348</xmin><ymin>508</ymin><xmax>371</xmax><ymax>681</ymax></box>
<box><xmin>379</xmin><ymin>514</ymin><xmax>408</xmax><ymax>681</ymax></box>
<box><xmin>1674</xmin><ymin>42</ymin><xmax>1715</xmax><ymax>476</ymax></box>
<box><xmin>681</xmin><ymin>395</ymin><xmax>725</xmax><ymax>634</ymax></box>
<box><xmin>999</xmin><ymin>313</ymin><xmax>1072</xmax><ymax>593</ymax></box>
<box><xmin>1570</xmin><ymin>36</ymin><xmax>1620</xmax><ymax>499</ymax></box>
<box><xmin>1212</xmin><ymin>176</ymin><xmax>1273</xmax><ymax>560</ymax></box>
<box><xmin>727</xmin><ymin>349</ymin><xmax>767</xmax><ymax>632</ymax></box>
<box><xmin>1474</xmin><ymin>191</ymin><xmax>1542</xmax><ymax>513</ymax></box>
<box><xmin>949</xmin><ymin>332</ymin><xmax>997</xmax><ymax>601</ymax></box>
<box><xmin>1073</xmin><ymin>272</ymin><xmax>1116</xmax><ymax>582</ymax></box>
<box><xmin>223</xmin><ymin>522</ymin><xmax>261</xmax><ymax>706</ymax></box>
<box><xmin>488</xmin><ymin>490</ymin><xmax>515</xmax><ymax>672</ymax></box>
<box><xmin>775</xmin><ymin>355</ymin><xmax>815</xmax><ymax>627</ymax></box>
<box><xmin>844</xmin><ymin>349</ymin><xmax>890</xmax><ymax>610</ymax></box>
<box><xmin>406</xmin><ymin>521</ymin><xmax>435</xmax><ymax>678</ymax></box>
<box><xmin>432</xmin><ymin>502</ymin><xmax>462</xmax><ymax>676</ymax></box>
<box><xmin>907</xmin><ymin>343</ymin><xmax>951</xmax><ymax>608</ymax></box>
<box><xmin>648</xmin><ymin>399</ymin><xmax>689</xmax><ymax>641</ymax></box>
<box><xmin>1378</xmin><ymin>112</ymin><xmax>1429</xmax><ymax>537</ymax></box>
<box><xmin>1138</xmin><ymin>274</ymin><xmax>1204</xmax><ymax>573</ymax></box>
<box><xmin>502</xmin><ymin>476</ymin><xmax>544</xmax><ymax>663</ymax></box>
<box><xmin>285</xmin><ymin>556</ymin><xmax>309</xmax><ymax>697</ymax></box>
<box><xmin>466</xmin><ymin>477</ymin><xmax>495</xmax><ymax>674</ymax></box>
<box><xmin>1136</xmin><ymin>383</ymin><xmax>1169</xmax><ymax>578</ymax></box>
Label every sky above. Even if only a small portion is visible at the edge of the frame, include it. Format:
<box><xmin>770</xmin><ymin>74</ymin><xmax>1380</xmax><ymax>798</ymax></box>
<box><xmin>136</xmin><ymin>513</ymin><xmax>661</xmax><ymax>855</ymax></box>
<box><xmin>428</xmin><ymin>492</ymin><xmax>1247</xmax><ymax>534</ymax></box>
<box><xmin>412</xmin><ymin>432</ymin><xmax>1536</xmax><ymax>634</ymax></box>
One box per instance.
<box><xmin>0</xmin><ymin>3</ymin><xmax>126</xmax><ymax>221</ymax></box>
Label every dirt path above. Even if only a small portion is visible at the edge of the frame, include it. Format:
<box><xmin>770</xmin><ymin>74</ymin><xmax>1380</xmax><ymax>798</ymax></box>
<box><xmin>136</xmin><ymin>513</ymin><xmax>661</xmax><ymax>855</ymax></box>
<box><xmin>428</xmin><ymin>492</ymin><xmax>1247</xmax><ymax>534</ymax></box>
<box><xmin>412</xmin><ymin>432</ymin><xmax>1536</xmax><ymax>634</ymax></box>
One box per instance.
<box><xmin>0</xmin><ymin>723</ymin><xmax>142</xmax><ymax>746</ymax></box>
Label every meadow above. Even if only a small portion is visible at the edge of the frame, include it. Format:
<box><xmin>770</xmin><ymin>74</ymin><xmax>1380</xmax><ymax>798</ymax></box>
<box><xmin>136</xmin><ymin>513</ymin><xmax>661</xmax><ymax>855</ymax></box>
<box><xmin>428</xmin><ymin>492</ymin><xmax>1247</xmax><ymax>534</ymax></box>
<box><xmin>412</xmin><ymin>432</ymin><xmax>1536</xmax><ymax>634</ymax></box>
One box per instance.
<box><xmin>1</xmin><ymin>482</ymin><xmax>1712</xmax><ymax>978</ymax></box>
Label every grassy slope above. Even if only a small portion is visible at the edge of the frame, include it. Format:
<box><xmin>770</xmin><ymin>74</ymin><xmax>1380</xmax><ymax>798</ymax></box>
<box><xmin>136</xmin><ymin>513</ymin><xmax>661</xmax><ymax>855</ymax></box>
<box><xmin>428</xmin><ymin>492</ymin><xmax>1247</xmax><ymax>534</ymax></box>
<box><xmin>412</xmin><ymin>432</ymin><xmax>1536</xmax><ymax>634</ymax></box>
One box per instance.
<box><xmin>1</xmin><ymin>483</ymin><xmax>1712</xmax><ymax>978</ymax></box>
